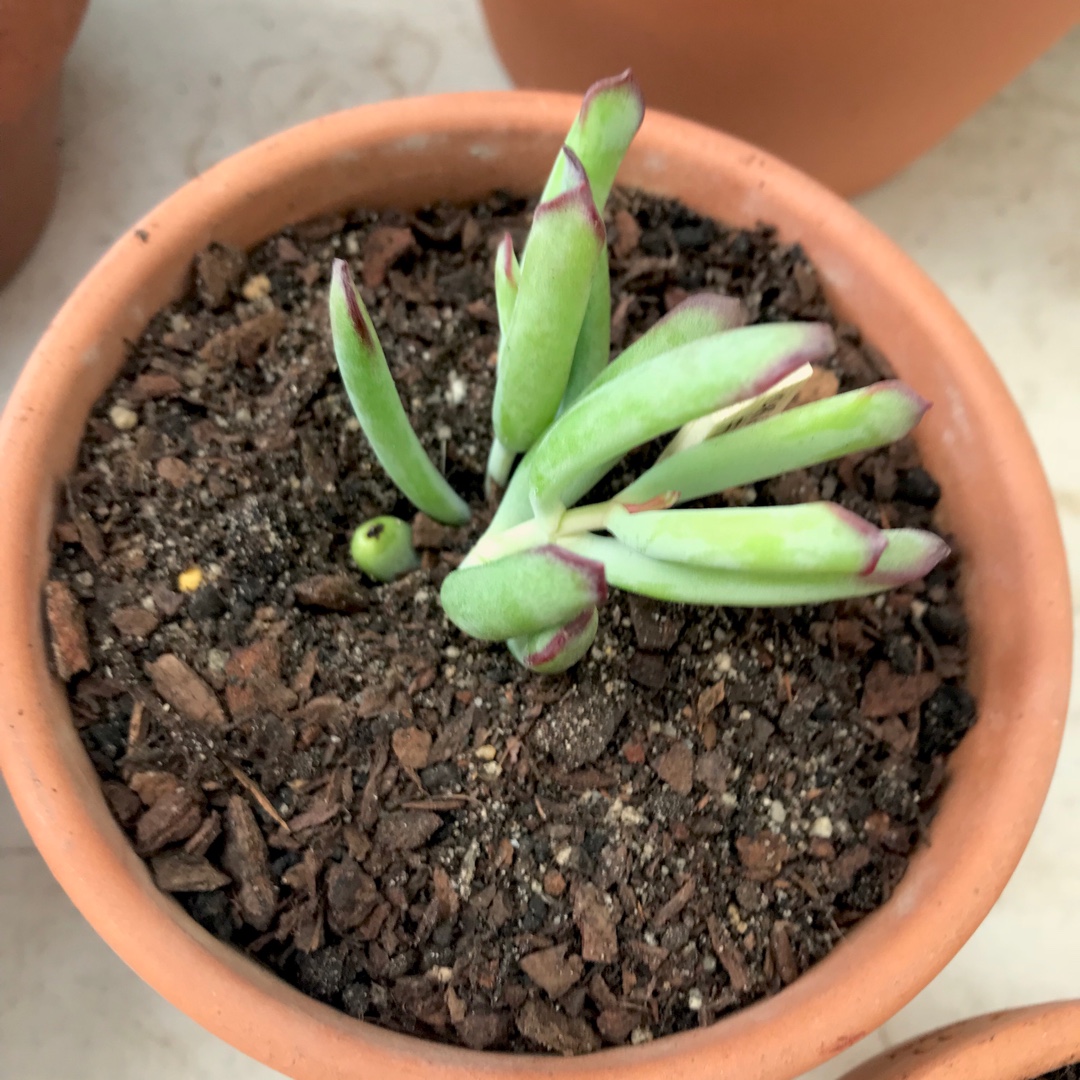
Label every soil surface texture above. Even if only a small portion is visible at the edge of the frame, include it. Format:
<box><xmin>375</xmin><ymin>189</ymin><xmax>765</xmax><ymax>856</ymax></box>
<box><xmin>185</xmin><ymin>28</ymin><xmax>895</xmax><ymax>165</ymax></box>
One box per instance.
<box><xmin>46</xmin><ymin>189</ymin><xmax>975</xmax><ymax>1054</ymax></box>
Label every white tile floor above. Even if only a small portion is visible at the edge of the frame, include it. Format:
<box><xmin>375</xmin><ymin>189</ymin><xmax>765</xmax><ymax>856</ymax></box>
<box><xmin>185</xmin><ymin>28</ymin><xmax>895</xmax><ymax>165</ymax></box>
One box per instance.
<box><xmin>0</xmin><ymin>2</ymin><xmax>1077</xmax><ymax>1077</ymax></box>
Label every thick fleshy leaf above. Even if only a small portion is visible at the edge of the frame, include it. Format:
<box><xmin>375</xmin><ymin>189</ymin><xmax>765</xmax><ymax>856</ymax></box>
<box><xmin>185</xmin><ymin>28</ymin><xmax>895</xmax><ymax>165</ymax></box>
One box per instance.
<box><xmin>329</xmin><ymin>260</ymin><xmax>470</xmax><ymax>525</ymax></box>
<box><xmin>583</xmin><ymin>292</ymin><xmax>747</xmax><ymax>400</ymax></box>
<box><xmin>559</xmin><ymin>247</ymin><xmax>611</xmax><ymax>410</ymax></box>
<box><xmin>493</xmin><ymin>231</ymin><xmax>519</xmax><ymax>335</ymax></box>
<box><xmin>607</xmin><ymin>503</ymin><xmax>887</xmax><ymax>576</ymax></box>
<box><xmin>440</xmin><ymin>545</ymin><xmax>607</xmax><ymax>641</ymax></box>
<box><xmin>564</xmin><ymin>533</ymin><xmax>948</xmax><ymax>607</ymax></box>
<box><xmin>528</xmin><ymin>322</ymin><xmax>835</xmax><ymax>524</ymax></box>
<box><xmin>482</xmin><ymin>292</ymin><xmax>748</xmax><ymax>534</ymax></box>
<box><xmin>508</xmin><ymin>607</ymin><xmax>599</xmax><ymax>673</ymax></box>
<box><xmin>540</xmin><ymin>69</ymin><xmax>645</xmax><ymax>211</ymax></box>
<box><xmin>350</xmin><ymin>516</ymin><xmax>419</xmax><ymax>582</ymax></box>
<box><xmin>871</xmin><ymin>528</ymin><xmax>952</xmax><ymax>584</ymax></box>
<box><xmin>618</xmin><ymin>382</ymin><xmax>930</xmax><ymax>507</ymax></box>
<box><xmin>492</xmin><ymin>150</ymin><xmax>605</xmax><ymax>453</ymax></box>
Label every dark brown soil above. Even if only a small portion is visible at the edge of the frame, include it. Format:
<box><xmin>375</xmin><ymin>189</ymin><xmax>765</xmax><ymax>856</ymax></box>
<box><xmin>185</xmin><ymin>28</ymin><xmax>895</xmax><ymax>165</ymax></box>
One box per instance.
<box><xmin>45</xmin><ymin>189</ymin><xmax>975</xmax><ymax>1055</ymax></box>
<box><xmin>1038</xmin><ymin>1067</ymin><xmax>1080</xmax><ymax>1080</ymax></box>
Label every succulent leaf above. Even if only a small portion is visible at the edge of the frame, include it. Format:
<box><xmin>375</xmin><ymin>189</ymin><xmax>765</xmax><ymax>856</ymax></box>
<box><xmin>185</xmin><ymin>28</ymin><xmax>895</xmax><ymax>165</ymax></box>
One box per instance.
<box><xmin>528</xmin><ymin>322</ymin><xmax>836</xmax><ymax>525</ymax></box>
<box><xmin>608</xmin><ymin>503</ymin><xmax>887</xmax><ymax>576</ymax></box>
<box><xmin>508</xmin><ymin>607</ymin><xmax>599</xmax><ymax>673</ymax></box>
<box><xmin>329</xmin><ymin>260</ymin><xmax>470</xmax><ymax>525</ymax></box>
<box><xmin>559</xmin><ymin>247</ymin><xmax>612</xmax><ymax>410</ymax></box>
<box><xmin>440</xmin><ymin>545</ymin><xmax>607</xmax><ymax>641</ymax></box>
<box><xmin>492</xmin><ymin>151</ymin><xmax>605</xmax><ymax>453</ymax></box>
<box><xmin>583</xmin><ymin>292</ymin><xmax>747</xmax><ymax>400</ymax></box>
<box><xmin>540</xmin><ymin>69</ymin><xmax>645</xmax><ymax>211</ymax></box>
<box><xmin>564</xmin><ymin>533</ymin><xmax>947</xmax><ymax>607</ymax></box>
<box><xmin>618</xmin><ymin>381</ymin><xmax>930</xmax><ymax>507</ymax></box>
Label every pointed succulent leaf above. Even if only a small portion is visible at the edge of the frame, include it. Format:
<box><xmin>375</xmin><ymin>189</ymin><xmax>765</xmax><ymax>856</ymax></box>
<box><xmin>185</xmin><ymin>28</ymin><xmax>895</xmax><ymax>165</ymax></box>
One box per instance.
<box><xmin>607</xmin><ymin>503</ymin><xmax>887</xmax><ymax>576</ymax></box>
<box><xmin>493</xmin><ymin>231</ymin><xmax>519</xmax><ymax>335</ymax></box>
<box><xmin>583</xmin><ymin>292</ymin><xmax>747</xmax><ymax>400</ymax></box>
<box><xmin>559</xmin><ymin>247</ymin><xmax>611</xmax><ymax>410</ymax></box>
<box><xmin>329</xmin><ymin>260</ymin><xmax>470</xmax><ymax>525</ymax></box>
<box><xmin>564</xmin><ymin>534</ymin><xmax>947</xmax><ymax>607</ymax></box>
<box><xmin>618</xmin><ymin>381</ymin><xmax>929</xmax><ymax>507</ymax></box>
<box><xmin>440</xmin><ymin>545</ymin><xmax>607</xmax><ymax>641</ymax></box>
<box><xmin>492</xmin><ymin>152</ymin><xmax>605</xmax><ymax>452</ymax></box>
<box><xmin>540</xmin><ymin>69</ymin><xmax>645</xmax><ymax>212</ymax></box>
<box><xmin>871</xmin><ymin>528</ymin><xmax>952</xmax><ymax>585</ymax></box>
<box><xmin>528</xmin><ymin>322</ymin><xmax>836</xmax><ymax>525</ymax></box>
<box><xmin>508</xmin><ymin>607</ymin><xmax>599</xmax><ymax>674</ymax></box>
<box><xmin>350</xmin><ymin>516</ymin><xmax>420</xmax><ymax>582</ymax></box>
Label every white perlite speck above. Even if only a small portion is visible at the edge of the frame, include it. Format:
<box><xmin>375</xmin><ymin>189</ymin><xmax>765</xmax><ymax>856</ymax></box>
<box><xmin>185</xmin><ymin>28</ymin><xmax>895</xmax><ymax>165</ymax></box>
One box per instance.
<box><xmin>810</xmin><ymin>816</ymin><xmax>834</xmax><ymax>839</ymax></box>
<box><xmin>109</xmin><ymin>404</ymin><xmax>138</xmax><ymax>431</ymax></box>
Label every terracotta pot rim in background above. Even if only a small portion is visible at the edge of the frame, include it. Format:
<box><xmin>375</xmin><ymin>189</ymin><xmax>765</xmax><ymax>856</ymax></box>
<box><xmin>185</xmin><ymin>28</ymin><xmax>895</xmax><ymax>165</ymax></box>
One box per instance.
<box><xmin>0</xmin><ymin>91</ymin><xmax>1071</xmax><ymax>1080</ymax></box>
<box><xmin>839</xmin><ymin>1001</ymin><xmax>1080</xmax><ymax>1080</ymax></box>
<box><xmin>478</xmin><ymin>0</ymin><xmax>1078</xmax><ymax>195</ymax></box>
<box><xmin>0</xmin><ymin>0</ymin><xmax>90</xmax><ymax>286</ymax></box>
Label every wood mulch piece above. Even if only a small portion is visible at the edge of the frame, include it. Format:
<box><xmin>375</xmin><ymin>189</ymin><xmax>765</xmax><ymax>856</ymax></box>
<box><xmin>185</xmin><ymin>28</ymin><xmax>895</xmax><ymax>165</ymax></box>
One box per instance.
<box><xmin>47</xmin><ymin>189</ymin><xmax>975</xmax><ymax>1054</ymax></box>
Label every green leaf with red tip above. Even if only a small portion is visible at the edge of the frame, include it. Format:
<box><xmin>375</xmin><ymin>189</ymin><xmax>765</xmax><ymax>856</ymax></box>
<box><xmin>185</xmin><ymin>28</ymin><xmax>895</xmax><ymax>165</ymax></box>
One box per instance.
<box><xmin>541</xmin><ymin>69</ymin><xmax>645</xmax><ymax>211</ymax></box>
<box><xmin>870</xmin><ymin>528</ymin><xmax>951</xmax><ymax>585</ymax></box>
<box><xmin>329</xmin><ymin>260</ymin><xmax>470</xmax><ymax>525</ymax></box>
<box><xmin>492</xmin><ymin>150</ymin><xmax>605</xmax><ymax>453</ymax></box>
<box><xmin>528</xmin><ymin>322</ymin><xmax>836</xmax><ymax>525</ymax></box>
<box><xmin>607</xmin><ymin>503</ymin><xmax>888</xmax><ymax>576</ymax></box>
<box><xmin>583</xmin><ymin>292</ymin><xmax>747</xmax><ymax>400</ymax></box>
<box><xmin>439</xmin><ymin>545</ymin><xmax>607</xmax><ymax>641</ymax></box>
<box><xmin>508</xmin><ymin>607</ymin><xmax>599</xmax><ymax>673</ymax></box>
<box><xmin>618</xmin><ymin>381</ymin><xmax>930</xmax><ymax>508</ymax></box>
<box><xmin>563</xmin><ymin>533</ymin><xmax>948</xmax><ymax>608</ymax></box>
<box><xmin>493</xmin><ymin>231</ymin><xmax>519</xmax><ymax>335</ymax></box>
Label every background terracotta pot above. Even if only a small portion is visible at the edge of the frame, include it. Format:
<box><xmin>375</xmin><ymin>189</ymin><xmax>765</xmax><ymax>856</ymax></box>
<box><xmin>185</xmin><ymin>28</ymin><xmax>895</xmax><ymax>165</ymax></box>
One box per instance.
<box><xmin>479</xmin><ymin>0</ymin><xmax>1079</xmax><ymax>196</ymax></box>
<box><xmin>840</xmin><ymin>1001</ymin><xmax>1080</xmax><ymax>1080</ymax></box>
<box><xmin>0</xmin><ymin>92</ymin><xmax>1071</xmax><ymax>1080</ymax></box>
<box><xmin>0</xmin><ymin>0</ymin><xmax>89</xmax><ymax>287</ymax></box>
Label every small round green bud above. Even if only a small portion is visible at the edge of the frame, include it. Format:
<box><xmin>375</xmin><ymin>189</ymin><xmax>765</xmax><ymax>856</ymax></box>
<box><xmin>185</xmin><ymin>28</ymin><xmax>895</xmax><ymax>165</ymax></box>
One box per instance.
<box><xmin>350</xmin><ymin>516</ymin><xmax>419</xmax><ymax>583</ymax></box>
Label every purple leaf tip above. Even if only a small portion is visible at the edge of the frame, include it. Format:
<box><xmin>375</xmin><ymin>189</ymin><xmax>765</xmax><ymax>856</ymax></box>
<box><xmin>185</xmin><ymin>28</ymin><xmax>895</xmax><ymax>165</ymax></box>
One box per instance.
<box><xmin>539</xmin><ymin>544</ymin><xmax>608</xmax><ymax>606</ymax></box>
<box><xmin>333</xmin><ymin>258</ymin><xmax>375</xmax><ymax>351</ymax></box>
<box><xmin>523</xmin><ymin>608</ymin><xmax>596</xmax><ymax>669</ymax></box>
<box><xmin>579</xmin><ymin>68</ymin><xmax>646</xmax><ymax>127</ymax></box>
<box><xmin>868</xmin><ymin>379</ymin><xmax>932</xmax><ymax>420</ymax></box>
<box><xmin>498</xmin><ymin>232</ymin><xmax>517</xmax><ymax>285</ymax></box>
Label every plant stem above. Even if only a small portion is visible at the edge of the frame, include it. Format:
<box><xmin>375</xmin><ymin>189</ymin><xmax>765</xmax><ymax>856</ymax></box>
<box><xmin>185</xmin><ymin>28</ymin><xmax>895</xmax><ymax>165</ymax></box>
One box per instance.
<box><xmin>465</xmin><ymin>499</ymin><xmax>615</xmax><ymax>566</ymax></box>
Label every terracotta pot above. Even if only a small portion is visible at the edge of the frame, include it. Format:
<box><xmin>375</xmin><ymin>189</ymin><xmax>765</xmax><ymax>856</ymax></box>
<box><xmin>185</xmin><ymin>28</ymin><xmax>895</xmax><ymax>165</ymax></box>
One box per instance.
<box><xmin>0</xmin><ymin>92</ymin><xmax>1071</xmax><ymax>1080</ymax></box>
<box><xmin>0</xmin><ymin>0</ymin><xmax>88</xmax><ymax>286</ymax></box>
<box><xmin>840</xmin><ymin>1001</ymin><xmax>1080</xmax><ymax>1080</ymax></box>
<box><xmin>479</xmin><ymin>0</ymin><xmax>1079</xmax><ymax>196</ymax></box>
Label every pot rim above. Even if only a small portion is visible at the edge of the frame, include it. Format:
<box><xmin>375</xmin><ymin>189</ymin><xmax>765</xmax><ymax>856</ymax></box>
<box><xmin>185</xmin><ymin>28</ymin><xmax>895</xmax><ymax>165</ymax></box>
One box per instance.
<box><xmin>839</xmin><ymin>1000</ymin><xmax>1080</xmax><ymax>1080</ymax></box>
<box><xmin>0</xmin><ymin>90</ymin><xmax>1071</xmax><ymax>1080</ymax></box>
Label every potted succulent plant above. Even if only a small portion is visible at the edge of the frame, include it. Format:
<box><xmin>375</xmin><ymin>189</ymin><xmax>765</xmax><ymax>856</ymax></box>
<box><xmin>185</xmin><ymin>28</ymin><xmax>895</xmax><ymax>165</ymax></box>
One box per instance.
<box><xmin>0</xmin><ymin>72</ymin><xmax>1070</xmax><ymax>1080</ymax></box>
<box><xmin>478</xmin><ymin>0</ymin><xmax>1078</xmax><ymax>195</ymax></box>
<box><xmin>839</xmin><ymin>1001</ymin><xmax>1080</xmax><ymax>1080</ymax></box>
<box><xmin>0</xmin><ymin>0</ymin><xmax>89</xmax><ymax>285</ymax></box>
